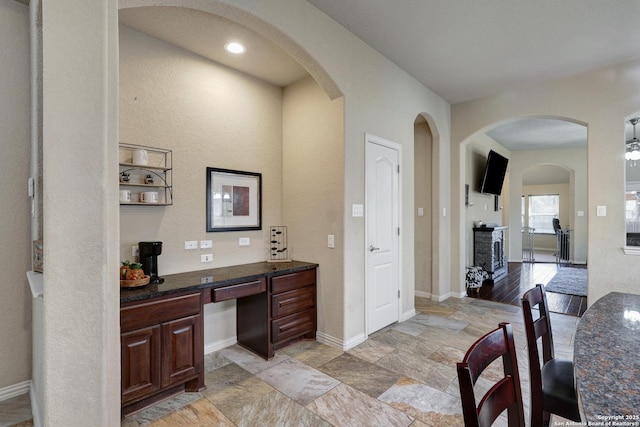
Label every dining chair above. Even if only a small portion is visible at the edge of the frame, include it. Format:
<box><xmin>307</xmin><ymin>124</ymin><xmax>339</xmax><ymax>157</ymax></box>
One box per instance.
<box><xmin>457</xmin><ymin>322</ymin><xmax>525</xmax><ymax>427</ymax></box>
<box><xmin>521</xmin><ymin>284</ymin><xmax>581</xmax><ymax>426</ymax></box>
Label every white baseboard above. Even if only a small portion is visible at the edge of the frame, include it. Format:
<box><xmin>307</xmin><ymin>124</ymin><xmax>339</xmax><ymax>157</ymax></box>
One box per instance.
<box><xmin>0</xmin><ymin>380</ymin><xmax>30</xmax><ymax>401</ymax></box>
<box><xmin>204</xmin><ymin>337</ymin><xmax>237</xmax><ymax>355</ymax></box>
<box><xmin>400</xmin><ymin>308</ymin><xmax>416</xmax><ymax>322</ymax></box>
<box><xmin>316</xmin><ymin>331</ymin><xmax>367</xmax><ymax>352</ymax></box>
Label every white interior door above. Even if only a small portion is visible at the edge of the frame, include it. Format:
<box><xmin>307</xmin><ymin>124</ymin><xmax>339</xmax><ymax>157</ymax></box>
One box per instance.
<box><xmin>365</xmin><ymin>134</ymin><xmax>400</xmax><ymax>334</ymax></box>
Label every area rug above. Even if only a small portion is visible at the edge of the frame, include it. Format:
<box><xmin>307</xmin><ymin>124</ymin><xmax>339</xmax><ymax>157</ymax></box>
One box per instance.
<box><xmin>545</xmin><ymin>267</ymin><xmax>587</xmax><ymax>296</ymax></box>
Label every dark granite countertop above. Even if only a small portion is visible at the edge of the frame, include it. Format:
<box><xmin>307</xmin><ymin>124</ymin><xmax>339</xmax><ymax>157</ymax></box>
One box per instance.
<box><xmin>574</xmin><ymin>292</ymin><xmax>640</xmax><ymax>422</ymax></box>
<box><xmin>120</xmin><ymin>260</ymin><xmax>318</xmax><ymax>304</ymax></box>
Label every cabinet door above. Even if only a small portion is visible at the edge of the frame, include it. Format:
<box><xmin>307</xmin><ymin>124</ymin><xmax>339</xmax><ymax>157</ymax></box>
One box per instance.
<box><xmin>121</xmin><ymin>325</ymin><xmax>161</xmax><ymax>404</ymax></box>
<box><xmin>161</xmin><ymin>314</ymin><xmax>202</xmax><ymax>388</ymax></box>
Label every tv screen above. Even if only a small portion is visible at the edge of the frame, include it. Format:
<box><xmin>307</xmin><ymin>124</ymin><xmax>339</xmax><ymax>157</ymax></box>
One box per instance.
<box><xmin>480</xmin><ymin>150</ymin><xmax>508</xmax><ymax>195</ymax></box>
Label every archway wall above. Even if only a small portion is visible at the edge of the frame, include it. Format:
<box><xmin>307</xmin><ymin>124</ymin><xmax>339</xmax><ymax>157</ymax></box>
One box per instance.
<box><xmin>119</xmin><ymin>0</ymin><xmax>452</xmax><ymax>343</ymax></box>
<box><xmin>511</xmin><ymin>150</ymin><xmax>587</xmax><ymax>264</ymax></box>
<box><xmin>452</xmin><ymin>58</ymin><xmax>640</xmax><ymax>304</ymax></box>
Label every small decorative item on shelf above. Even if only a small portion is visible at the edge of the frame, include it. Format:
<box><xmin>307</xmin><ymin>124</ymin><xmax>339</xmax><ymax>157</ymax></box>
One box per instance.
<box><xmin>268</xmin><ymin>226</ymin><xmax>291</xmax><ymax>263</ymax></box>
<box><xmin>465</xmin><ymin>265</ymin><xmax>488</xmax><ymax>297</ymax></box>
<box><xmin>144</xmin><ymin>174</ymin><xmax>154</xmax><ymax>185</ymax></box>
<box><xmin>120</xmin><ymin>171</ymin><xmax>130</xmax><ymax>183</ymax></box>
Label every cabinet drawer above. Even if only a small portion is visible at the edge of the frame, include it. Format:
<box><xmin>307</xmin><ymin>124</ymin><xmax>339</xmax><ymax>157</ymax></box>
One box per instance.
<box><xmin>271</xmin><ymin>286</ymin><xmax>316</xmax><ymax>319</ymax></box>
<box><xmin>271</xmin><ymin>308</ymin><xmax>316</xmax><ymax>344</ymax></box>
<box><xmin>121</xmin><ymin>293</ymin><xmax>201</xmax><ymax>333</ymax></box>
<box><xmin>271</xmin><ymin>269</ymin><xmax>316</xmax><ymax>294</ymax></box>
<box><xmin>213</xmin><ymin>278</ymin><xmax>266</xmax><ymax>302</ymax></box>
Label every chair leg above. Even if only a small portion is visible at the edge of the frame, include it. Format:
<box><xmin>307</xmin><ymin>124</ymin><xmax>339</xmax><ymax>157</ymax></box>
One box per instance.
<box><xmin>543</xmin><ymin>410</ymin><xmax>551</xmax><ymax>427</ymax></box>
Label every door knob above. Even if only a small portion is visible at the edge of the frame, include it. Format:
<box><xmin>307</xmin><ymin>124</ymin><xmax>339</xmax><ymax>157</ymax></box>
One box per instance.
<box><xmin>369</xmin><ymin>245</ymin><xmax>380</xmax><ymax>252</ymax></box>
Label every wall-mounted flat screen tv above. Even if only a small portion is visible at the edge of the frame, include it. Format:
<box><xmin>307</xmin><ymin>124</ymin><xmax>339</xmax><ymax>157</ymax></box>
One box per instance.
<box><xmin>479</xmin><ymin>150</ymin><xmax>508</xmax><ymax>195</ymax></box>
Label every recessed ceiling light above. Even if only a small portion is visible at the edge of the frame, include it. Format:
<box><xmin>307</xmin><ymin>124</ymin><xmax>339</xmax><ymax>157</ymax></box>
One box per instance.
<box><xmin>225</xmin><ymin>42</ymin><xmax>246</xmax><ymax>54</ymax></box>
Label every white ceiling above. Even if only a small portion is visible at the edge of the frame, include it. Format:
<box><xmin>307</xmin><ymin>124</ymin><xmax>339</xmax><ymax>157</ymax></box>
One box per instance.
<box><xmin>119</xmin><ymin>2</ymin><xmax>640</xmax><ymax>150</ymax></box>
<box><xmin>306</xmin><ymin>0</ymin><xmax>640</xmax><ymax>104</ymax></box>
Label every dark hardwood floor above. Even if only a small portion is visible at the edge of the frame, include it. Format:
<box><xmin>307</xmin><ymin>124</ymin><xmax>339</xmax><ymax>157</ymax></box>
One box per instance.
<box><xmin>473</xmin><ymin>262</ymin><xmax>588</xmax><ymax>317</ymax></box>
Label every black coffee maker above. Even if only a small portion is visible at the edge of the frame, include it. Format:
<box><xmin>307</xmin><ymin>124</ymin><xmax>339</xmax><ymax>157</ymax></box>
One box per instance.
<box><xmin>139</xmin><ymin>241</ymin><xmax>164</xmax><ymax>284</ymax></box>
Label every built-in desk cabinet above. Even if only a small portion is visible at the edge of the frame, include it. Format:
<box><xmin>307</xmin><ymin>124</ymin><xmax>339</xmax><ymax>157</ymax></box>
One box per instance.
<box><xmin>120</xmin><ymin>262</ymin><xmax>317</xmax><ymax>415</ymax></box>
<box><xmin>120</xmin><ymin>292</ymin><xmax>203</xmax><ymax>415</ymax></box>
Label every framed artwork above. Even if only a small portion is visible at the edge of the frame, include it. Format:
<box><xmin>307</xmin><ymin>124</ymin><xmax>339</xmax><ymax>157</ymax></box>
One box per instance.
<box><xmin>206</xmin><ymin>167</ymin><xmax>262</xmax><ymax>232</ymax></box>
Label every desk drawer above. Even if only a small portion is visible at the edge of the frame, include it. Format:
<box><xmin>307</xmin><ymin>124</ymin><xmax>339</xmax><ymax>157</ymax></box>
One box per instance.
<box><xmin>213</xmin><ymin>278</ymin><xmax>266</xmax><ymax>302</ymax></box>
<box><xmin>271</xmin><ymin>308</ymin><xmax>316</xmax><ymax>344</ymax></box>
<box><xmin>121</xmin><ymin>293</ymin><xmax>201</xmax><ymax>333</ymax></box>
<box><xmin>271</xmin><ymin>286</ymin><xmax>316</xmax><ymax>319</ymax></box>
<box><xmin>271</xmin><ymin>269</ymin><xmax>316</xmax><ymax>294</ymax></box>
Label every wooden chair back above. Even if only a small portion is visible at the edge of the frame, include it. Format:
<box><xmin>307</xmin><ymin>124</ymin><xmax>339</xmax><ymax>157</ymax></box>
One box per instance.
<box><xmin>457</xmin><ymin>322</ymin><xmax>525</xmax><ymax>427</ymax></box>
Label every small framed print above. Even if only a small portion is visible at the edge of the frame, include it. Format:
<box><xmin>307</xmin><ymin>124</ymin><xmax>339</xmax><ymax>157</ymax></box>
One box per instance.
<box><xmin>206</xmin><ymin>168</ymin><xmax>262</xmax><ymax>232</ymax></box>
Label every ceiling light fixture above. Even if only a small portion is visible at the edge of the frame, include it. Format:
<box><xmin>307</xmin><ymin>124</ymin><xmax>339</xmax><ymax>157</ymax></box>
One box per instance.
<box><xmin>627</xmin><ymin>118</ymin><xmax>640</xmax><ymax>166</ymax></box>
<box><xmin>225</xmin><ymin>42</ymin><xmax>246</xmax><ymax>54</ymax></box>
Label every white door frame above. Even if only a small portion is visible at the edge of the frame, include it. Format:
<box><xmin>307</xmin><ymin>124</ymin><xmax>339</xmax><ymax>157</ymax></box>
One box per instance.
<box><xmin>364</xmin><ymin>133</ymin><xmax>403</xmax><ymax>335</ymax></box>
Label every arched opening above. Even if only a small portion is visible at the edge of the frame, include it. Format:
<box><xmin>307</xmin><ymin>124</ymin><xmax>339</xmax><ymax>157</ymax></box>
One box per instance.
<box><xmin>460</xmin><ymin>116</ymin><xmax>587</xmax><ymax>316</ymax></box>
<box><xmin>414</xmin><ymin>115</ymin><xmax>434</xmax><ymax>299</ymax></box>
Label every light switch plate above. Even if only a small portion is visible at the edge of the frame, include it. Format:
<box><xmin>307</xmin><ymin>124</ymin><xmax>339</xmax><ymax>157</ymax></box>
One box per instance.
<box><xmin>352</xmin><ymin>204</ymin><xmax>364</xmax><ymax>217</ymax></box>
<box><xmin>239</xmin><ymin>237</ymin><xmax>250</xmax><ymax>246</ymax></box>
<box><xmin>200</xmin><ymin>240</ymin><xmax>213</xmax><ymax>249</ymax></box>
<box><xmin>417</xmin><ymin>207</ymin><xmax>424</xmax><ymax>217</ymax></box>
<box><xmin>185</xmin><ymin>241</ymin><xmax>198</xmax><ymax>250</ymax></box>
<box><xmin>328</xmin><ymin>234</ymin><xmax>335</xmax><ymax>248</ymax></box>
<box><xmin>596</xmin><ymin>205</ymin><xmax>606</xmax><ymax>216</ymax></box>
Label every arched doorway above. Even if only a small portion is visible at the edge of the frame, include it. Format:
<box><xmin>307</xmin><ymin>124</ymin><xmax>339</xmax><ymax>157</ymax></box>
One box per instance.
<box><xmin>414</xmin><ymin>115</ymin><xmax>434</xmax><ymax>299</ymax></box>
<box><xmin>461</xmin><ymin>117</ymin><xmax>588</xmax><ymax>316</ymax></box>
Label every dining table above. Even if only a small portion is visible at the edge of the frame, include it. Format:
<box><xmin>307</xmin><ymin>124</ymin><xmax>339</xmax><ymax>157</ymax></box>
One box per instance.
<box><xmin>574</xmin><ymin>292</ymin><xmax>640</xmax><ymax>425</ymax></box>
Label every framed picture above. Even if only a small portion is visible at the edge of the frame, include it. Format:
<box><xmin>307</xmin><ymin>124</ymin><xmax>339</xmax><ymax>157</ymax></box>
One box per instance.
<box><xmin>206</xmin><ymin>167</ymin><xmax>262</xmax><ymax>232</ymax></box>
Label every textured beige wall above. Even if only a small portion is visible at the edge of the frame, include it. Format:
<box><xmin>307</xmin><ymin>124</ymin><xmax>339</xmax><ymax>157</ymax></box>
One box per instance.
<box><xmin>0</xmin><ymin>0</ymin><xmax>31</xmax><ymax>390</ymax></box>
<box><xmin>41</xmin><ymin>0</ymin><xmax>120</xmax><ymax>425</ymax></box>
<box><xmin>464</xmin><ymin>135</ymin><xmax>509</xmax><ymax>268</ymax></box>
<box><xmin>282</xmin><ymin>76</ymin><xmax>344</xmax><ymax>342</ymax></box>
<box><xmin>414</xmin><ymin>120</ymin><xmax>433</xmax><ymax>296</ymax></box>
<box><xmin>119</xmin><ymin>26</ymin><xmax>284</xmax><ymax>271</ymax></box>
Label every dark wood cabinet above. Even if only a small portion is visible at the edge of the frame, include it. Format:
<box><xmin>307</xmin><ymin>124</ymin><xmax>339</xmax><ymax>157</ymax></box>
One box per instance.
<box><xmin>121</xmin><ymin>325</ymin><xmax>161</xmax><ymax>404</ymax></box>
<box><xmin>161</xmin><ymin>314</ymin><xmax>202</xmax><ymax>388</ymax></box>
<box><xmin>269</xmin><ymin>269</ymin><xmax>317</xmax><ymax>352</ymax></box>
<box><xmin>236</xmin><ymin>268</ymin><xmax>317</xmax><ymax>359</ymax></box>
<box><xmin>120</xmin><ymin>292</ymin><xmax>203</xmax><ymax>415</ymax></box>
<box><xmin>120</xmin><ymin>261</ymin><xmax>317</xmax><ymax>414</ymax></box>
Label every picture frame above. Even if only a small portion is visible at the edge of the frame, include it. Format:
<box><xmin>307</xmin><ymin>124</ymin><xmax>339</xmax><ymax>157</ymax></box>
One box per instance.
<box><xmin>206</xmin><ymin>167</ymin><xmax>262</xmax><ymax>232</ymax></box>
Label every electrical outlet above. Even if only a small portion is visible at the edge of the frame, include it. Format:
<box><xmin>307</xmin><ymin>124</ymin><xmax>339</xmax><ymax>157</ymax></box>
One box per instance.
<box><xmin>201</xmin><ymin>254</ymin><xmax>213</xmax><ymax>263</ymax></box>
<box><xmin>239</xmin><ymin>237</ymin><xmax>250</xmax><ymax>246</ymax></box>
<box><xmin>200</xmin><ymin>276</ymin><xmax>213</xmax><ymax>284</ymax></box>
<box><xmin>328</xmin><ymin>234</ymin><xmax>335</xmax><ymax>248</ymax></box>
<box><xmin>131</xmin><ymin>245</ymin><xmax>139</xmax><ymax>258</ymax></box>
<box><xmin>200</xmin><ymin>240</ymin><xmax>213</xmax><ymax>249</ymax></box>
<box><xmin>184</xmin><ymin>241</ymin><xmax>198</xmax><ymax>250</ymax></box>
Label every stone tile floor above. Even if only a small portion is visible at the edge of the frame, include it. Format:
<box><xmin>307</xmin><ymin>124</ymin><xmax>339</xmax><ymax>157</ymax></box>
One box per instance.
<box><xmin>2</xmin><ymin>297</ymin><xmax>579</xmax><ymax>426</ymax></box>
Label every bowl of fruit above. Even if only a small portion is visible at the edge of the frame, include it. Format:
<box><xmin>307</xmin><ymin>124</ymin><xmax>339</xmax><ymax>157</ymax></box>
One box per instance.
<box><xmin>119</xmin><ymin>261</ymin><xmax>150</xmax><ymax>288</ymax></box>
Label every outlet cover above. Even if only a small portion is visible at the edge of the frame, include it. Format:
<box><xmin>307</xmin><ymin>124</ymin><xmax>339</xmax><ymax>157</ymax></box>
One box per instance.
<box><xmin>201</xmin><ymin>254</ymin><xmax>213</xmax><ymax>263</ymax></box>
<box><xmin>185</xmin><ymin>241</ymin><xmax>198</xmax><ymax>250</ymax></box>
<box><xmin>239</xmin><ymin>237</ymin><xmax>250</xmax><ymax>246</ymax></box>
<box><xmin>131</xmin><ymin>245</ymin><xmax>139</xmax><ymax>257</ymax></box>
<box><xmin>200</xmin><ymin>240</ymin><xmax>213</xmax><ymax>249</ymax></box>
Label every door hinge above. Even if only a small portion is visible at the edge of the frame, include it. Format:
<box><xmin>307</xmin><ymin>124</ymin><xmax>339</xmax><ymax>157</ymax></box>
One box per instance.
<box><xmin>397</xmin><ymin>164</ymin><xmax>400</xmax><ymax>173</ymax></box>
<box><xmin>398</xmin><ymin>290</ymin><xmax>400</xmax><ymax>299</ymax></box>
<box><xmin>397</xmin><ymin>227</ymin><xmax>400</xmax><ymax>236</ymax></box>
